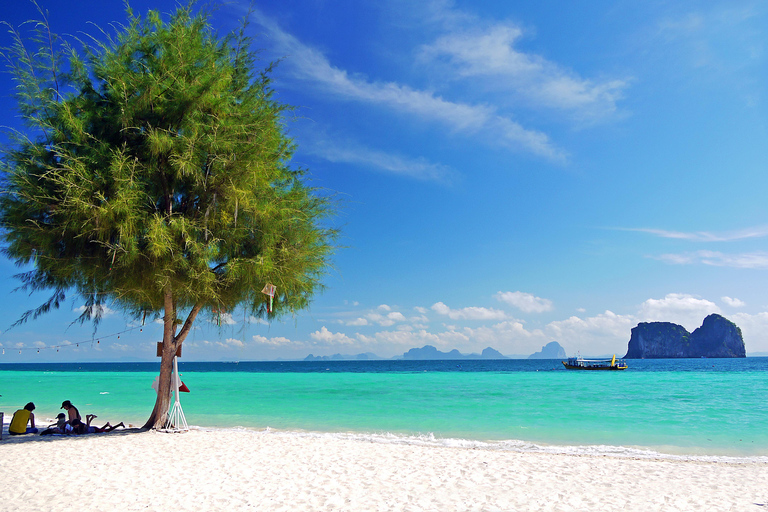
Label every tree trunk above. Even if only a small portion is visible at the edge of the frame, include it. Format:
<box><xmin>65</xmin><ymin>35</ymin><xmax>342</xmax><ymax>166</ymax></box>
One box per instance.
<box><xmin>142</xmin><ymin>290</ymin><xmax>178</xmax><ymax>429</ymax></box>
<box><xmin>142</xmin><ymin>290</ymin><xmax>203</xmax><ymax>430</ymax></box>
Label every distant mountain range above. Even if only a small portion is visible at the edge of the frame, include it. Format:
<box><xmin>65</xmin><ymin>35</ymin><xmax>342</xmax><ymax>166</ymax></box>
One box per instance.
<box><xmin>304</xmin><ymin>344</ymin><xmax>566</xmax><ymax>361</ymax></box>
<box><xmin>402</xmin><ymin>345</ymin><xmax>507</xmax><ymax>360</ymax></box>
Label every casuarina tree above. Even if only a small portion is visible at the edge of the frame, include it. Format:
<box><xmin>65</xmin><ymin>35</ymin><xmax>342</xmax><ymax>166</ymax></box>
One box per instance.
<box><xmin>0</xmin><ymin>4</ymin><xmax>337</xmax><ymax>429</ymax></box>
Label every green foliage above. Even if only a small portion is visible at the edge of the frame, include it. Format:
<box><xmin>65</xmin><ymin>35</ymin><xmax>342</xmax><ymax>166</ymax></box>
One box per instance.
<box><xmin>0</xmin><ymin>4</ymin><xmax>337</xmax><ymax>326</ymax></box>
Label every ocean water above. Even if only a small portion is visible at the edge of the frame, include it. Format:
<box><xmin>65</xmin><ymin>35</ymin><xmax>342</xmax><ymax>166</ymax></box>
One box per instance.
<box><xmin>2</xmin><ymin>358</ymin><xmax>767</xmax><ymax>459</ymax></box>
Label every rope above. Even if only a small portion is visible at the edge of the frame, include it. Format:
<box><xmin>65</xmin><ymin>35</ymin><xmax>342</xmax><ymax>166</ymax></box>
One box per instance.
<box><xmin>0</xmin><ymin>324</ymin><xmax>145</xmax><ymax>356</ymax></box>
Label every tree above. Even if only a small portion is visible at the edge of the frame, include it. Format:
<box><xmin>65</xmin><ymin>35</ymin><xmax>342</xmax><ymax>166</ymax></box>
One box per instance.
<box><xmin>0</xmin><ymin>4</ymin><xmax>337</xmax><ymax>429</ymax></box>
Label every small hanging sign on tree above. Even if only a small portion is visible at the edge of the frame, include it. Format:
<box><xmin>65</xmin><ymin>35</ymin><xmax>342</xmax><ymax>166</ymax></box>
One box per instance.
<box><xmin>261</xmin><ymin>283</ymin><xmax>277</xmax><ymax>313</ymax></box>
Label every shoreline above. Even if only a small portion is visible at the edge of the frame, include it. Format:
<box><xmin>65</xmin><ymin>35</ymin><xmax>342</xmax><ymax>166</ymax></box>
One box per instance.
<box><xmin>1</xmin><ymin>427</ymin><xmax>767</xmax><ymax>511</ymax></box>
<box><xmin>4</xmin><ymin>418</ymin><xmax>768</xmax><ymax>463</ymax></box>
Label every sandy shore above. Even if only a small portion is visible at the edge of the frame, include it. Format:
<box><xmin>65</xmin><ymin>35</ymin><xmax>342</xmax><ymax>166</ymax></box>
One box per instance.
<box><xmin>1</xmin><ymin>427</ymin><xmax>767</xmax><ymax>511</ymax></box>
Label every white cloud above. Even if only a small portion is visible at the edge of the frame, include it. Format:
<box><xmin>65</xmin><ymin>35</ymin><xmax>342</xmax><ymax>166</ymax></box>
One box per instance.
<box><xmin>209</xmin><ymin>313</ymin><xmax>237</xmax><ymax>326</ymax></box>
<box><xmin>730</xmin><ymin>312</ymin><xmax>768</xmax><ymax>353</ymax></box>
<box><xmin>310</xmin><ymin>326</ymin><xmax>356</xmax><ymax>345</ymax></box>
<box><xmin>495</xmin><ymin>291</ymin><xmax>553</xmax><ymax>313</ymax></box>
<box><xmin>652</xmin><ymin>6</ymin><xmax>763</xmax><ymax>77</ymax></box>
<box><xmin>74</xmin><ymin>304</ymin><xmax>116</xmax><ymax>318</ymax></box>
<box><xmin>252</xmin><ymin>335</ymin><xmax>293</xmax><ymax>347</ymax></box>
<box><xmin>382</xmin><ymin>320</ymin><xmax>549</xmax><ymax>355</ymax></box>
<box><xmin>409</xmin><ymin>314</ymin><xmax>430</xmax><ymax>324</ymax></box>
<box><xmin>546</xmin><ymin>310</ymin><xmax>635</xmax><ymax>349</ymax></box>
<box><xmin>366</xmin><ymin>313</ymin><xmax>396</xmax><ymax>327</ymax></box>
<box><xmin>345</xmin><ymin>318</ymin><xmax>369</xmax><ymax>326</ymax></box>
<box><xmin>224</xmin><ymin>338</ymin><xmax>245</xmax><ymax>348</ymax></box>
<box><xmin>637</xmin><ymin>293</ymin><xmax>720</xmax><ymax>331</ymax></box>
<box><xmin>656</xmin><ymin>250</ymin><xmax>768</xmax><ymax>269</ymax></box>
<box><xmin>248</xmin><ymin>316</ymin><xmax>270</xmax><ymax>326</ymax></box>
<box><xmin>357</xmin><ymin>328</ymin><xmax>468</xmax><ymax>349</ymax></box>
<box><xmin>251</xmin><ymin>10</ymin><xmax>564</xmax><ymax>161</ymax></box>
<box><xmin>431</xmin><ymin>302</ymin><xmax>507</xmax><ymax>320</ymax></box>
<box><xmin>722</xmin><ymin>296</ymin><xmax>746</xmax><ymax>308</ymax></box>
<box><xmin>420</xmin><ymin>24</ymin><xmax>628</xmax><ymax>121</ymax></box>
<box><xmin>629</xmin><ymin>225</ymin><xmax>768</xmax><ymax>242</ymax></box>
<box><xmin>304</xmin><ymin>135</ymin><xmax>457</xmax><ymax>183</ymax></box>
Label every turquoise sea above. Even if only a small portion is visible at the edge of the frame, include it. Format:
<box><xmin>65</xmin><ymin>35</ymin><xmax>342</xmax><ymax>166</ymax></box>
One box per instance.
<box><xmin>2</xmin><ymin>358</ymin><xmax>767</xmax><ymax>459</ymax></box>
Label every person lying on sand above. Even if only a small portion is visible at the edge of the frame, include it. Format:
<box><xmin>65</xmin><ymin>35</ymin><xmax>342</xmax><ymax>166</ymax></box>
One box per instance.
<box><xmin>70</xmin><ymin>415</ymin><xmax>125</xmax><ymax>435</ymax></box>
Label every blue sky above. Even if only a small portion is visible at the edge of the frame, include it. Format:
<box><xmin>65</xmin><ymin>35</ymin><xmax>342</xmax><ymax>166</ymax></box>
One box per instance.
<box><xmin>1</xmin><ymin>0</ymin><xmax>767</xmax><ymax>362</ymax></box>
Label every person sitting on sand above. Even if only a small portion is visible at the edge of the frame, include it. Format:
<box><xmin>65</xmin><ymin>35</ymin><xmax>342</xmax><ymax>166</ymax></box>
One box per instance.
<box><xmin>61</xmin><ymin>400</ymin><xmax>81</xmax><ymax>425</ymax></box>
<box><xmin>49</xmin><ymin>413</ymin><xmax>66</xmax><ymax>429</ymax></box>
<box><xmin>40</xmin><ymin>413</ymin><xmax>71</xmax><ymax>435</ymax></box>
<box><xmin>70</xmin><ymin>415</ymin><xmax>125</xmax><ymax>435</ymax></box>
<box><xmin>9</xmin><ymin>402</ymin><xmax>39</xmax><ymax>435</ymax></box>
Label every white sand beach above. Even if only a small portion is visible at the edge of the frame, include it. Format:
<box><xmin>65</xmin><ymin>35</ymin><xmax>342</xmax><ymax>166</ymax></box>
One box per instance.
<box><xmin>1</xmin><ymin>427</ymin><xmax>767</xmax><ymax>511</ymax></box>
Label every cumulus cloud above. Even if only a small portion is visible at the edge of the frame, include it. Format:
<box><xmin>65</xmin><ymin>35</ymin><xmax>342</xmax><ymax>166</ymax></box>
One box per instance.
<box><xmin>730</xmin><ymin>312</ymin><xmax>768</xmax><ymax>353</ymax></box>
<box><xmin>495</xmin><ymin>291</ymin><xmax>553</xmax><ymax>313</ymax></box>
<box><xmin>431</xmin><ymin>302</ymin><xmax>508</xmax><ymax>320</ymax></box>
<box><xmin>366</xmin><ymin>314</ymin><xmax>395</xmax><ymax>327</ymax></box>
<box><xmin>546</xmin><ymin>310</ymin><xmax>635</xmax><ymax>344</ymax></box>
<box><xmin>247</xmin><ymin>316</ymin><xmax>270</xmax><ymax>326</ymax></box>
<box><xmin>357</xmin><ymin>328</ymin><xmax>469</xmax><ymax>349</ymax></box>
<box><xmin>721</xmin><ymin>296</ymin><xmax>746</xmax><ymax>308</ymax></box>
<box><xmin>638</xmin><ymin>293</ymin><xmax>720</xmax><ymax>330</ymax></box>
<box><xmin>310</xmin><ymin>327</ymin><xmax>356</xmax><ymax>345</ymax></box>
<box><xmin>224</xmin><ymin>338</ymin><xmax>245</xmax><ymax>348</ymax></box>
<box><xmin>252</xmin><ymin>335</ymin><xmax>293</xmax><ymax>347</ymax></box>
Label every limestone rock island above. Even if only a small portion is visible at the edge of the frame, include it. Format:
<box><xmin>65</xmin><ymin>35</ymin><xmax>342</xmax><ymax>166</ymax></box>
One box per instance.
<box><xmin>624</xmin><ymin>314</ymin><xmax>746</xmax><ymax>358</ymax></box>
<box><xmin>528</xmin><ymin>341</ymin><xmax>566</xmax><ymax>359</ymax></box>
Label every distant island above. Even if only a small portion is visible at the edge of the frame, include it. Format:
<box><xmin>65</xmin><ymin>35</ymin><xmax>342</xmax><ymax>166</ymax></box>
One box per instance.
<box><xmin>402</xmin><ymin>346</ymin><xmax>507</xmax><ymax>360</ymax></box>
<box><xmin>302</xmin><ymin>345</ymin><xmax>566</xmax><ymax>361</ymax></box>
<box><xmin>528</xmin><ymin>341</ymin><xmax>566</xmax><ymax>359</ymax></box>
<box><xmin>624</xmin><ymin>314</ymin><xmax>745</xmax><ymax>359</ymax></box>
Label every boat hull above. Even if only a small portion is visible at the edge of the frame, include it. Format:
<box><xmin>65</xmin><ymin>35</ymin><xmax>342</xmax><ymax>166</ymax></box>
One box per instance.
<box><xmin>562</xmin><ymin>362</ymin><xmax>627</xmax><ymax>370</ymax></box>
